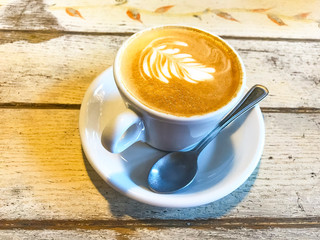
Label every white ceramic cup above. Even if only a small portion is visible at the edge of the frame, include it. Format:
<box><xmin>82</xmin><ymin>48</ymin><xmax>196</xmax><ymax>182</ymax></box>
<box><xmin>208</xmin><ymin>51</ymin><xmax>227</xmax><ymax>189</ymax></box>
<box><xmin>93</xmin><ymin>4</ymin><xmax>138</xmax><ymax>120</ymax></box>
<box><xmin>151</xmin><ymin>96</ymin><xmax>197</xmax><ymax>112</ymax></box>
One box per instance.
<box><xmin>102</xmin><ymin>25</ymin><xmax>246</xmax><ymax>153</ymax></box>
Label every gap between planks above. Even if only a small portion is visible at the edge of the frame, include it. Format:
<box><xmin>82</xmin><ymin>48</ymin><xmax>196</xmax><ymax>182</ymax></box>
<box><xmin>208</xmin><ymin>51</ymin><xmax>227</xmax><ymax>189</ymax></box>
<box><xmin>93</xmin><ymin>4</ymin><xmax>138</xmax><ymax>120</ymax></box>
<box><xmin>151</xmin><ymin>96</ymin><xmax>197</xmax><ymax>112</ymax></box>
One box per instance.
<box><xmin>0</xmin><ymin>218</ymin><xmax>319</xmax><ymax>230</ymax></box>
<box><xmin>0</xmin><ymin>103</ymin><xmax>319</xmax><ymax>114</ymax></box>
<box><xmin>0</xmin><ymin>29</ymin><xmax>320</xmax><ymax>43</ymax></box>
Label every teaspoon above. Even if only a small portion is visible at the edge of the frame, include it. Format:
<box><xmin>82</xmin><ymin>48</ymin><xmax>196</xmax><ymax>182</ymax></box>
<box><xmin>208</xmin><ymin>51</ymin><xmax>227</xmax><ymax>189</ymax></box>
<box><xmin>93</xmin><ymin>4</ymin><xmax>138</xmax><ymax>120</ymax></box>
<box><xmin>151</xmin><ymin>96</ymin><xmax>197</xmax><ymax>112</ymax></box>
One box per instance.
<box><xmin>148</xmin><ymin>85</ymin><xmax>269</xmax><ymax>193</ymax></box>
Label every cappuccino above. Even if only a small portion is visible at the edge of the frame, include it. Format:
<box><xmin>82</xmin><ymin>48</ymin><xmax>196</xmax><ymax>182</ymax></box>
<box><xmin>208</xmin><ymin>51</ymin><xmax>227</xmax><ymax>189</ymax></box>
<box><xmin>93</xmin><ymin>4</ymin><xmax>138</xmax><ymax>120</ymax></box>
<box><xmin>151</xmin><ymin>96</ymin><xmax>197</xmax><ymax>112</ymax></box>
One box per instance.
<box><xmin>119</xmin><ymin>26</ymin><xmax>243</xmax><ymax>117</ymax></box>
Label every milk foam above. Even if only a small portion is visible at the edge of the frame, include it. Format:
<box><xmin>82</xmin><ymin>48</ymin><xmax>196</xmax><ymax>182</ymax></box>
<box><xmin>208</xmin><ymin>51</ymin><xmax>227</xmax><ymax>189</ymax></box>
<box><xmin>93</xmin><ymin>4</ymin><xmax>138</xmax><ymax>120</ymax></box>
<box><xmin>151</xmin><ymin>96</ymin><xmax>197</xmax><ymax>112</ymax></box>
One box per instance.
<box><xmin>140</xmin><ymin>37</ymin><xmax>216</xmax><ymax>84</ymax></box>
<box><xmin>120</xmin><ymin>26</ymin><xmax>242</xmax><ymax>117</ymax></box>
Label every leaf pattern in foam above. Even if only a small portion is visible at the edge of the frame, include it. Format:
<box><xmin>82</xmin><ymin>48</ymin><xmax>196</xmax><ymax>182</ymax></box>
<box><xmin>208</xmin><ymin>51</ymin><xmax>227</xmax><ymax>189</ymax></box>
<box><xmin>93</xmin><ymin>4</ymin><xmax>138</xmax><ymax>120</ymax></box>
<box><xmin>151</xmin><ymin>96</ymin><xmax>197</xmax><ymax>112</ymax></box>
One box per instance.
<box><xmin>141</xmin><ymin>40</ymin><xmax>215</xmax><ymax>84</ymax></box>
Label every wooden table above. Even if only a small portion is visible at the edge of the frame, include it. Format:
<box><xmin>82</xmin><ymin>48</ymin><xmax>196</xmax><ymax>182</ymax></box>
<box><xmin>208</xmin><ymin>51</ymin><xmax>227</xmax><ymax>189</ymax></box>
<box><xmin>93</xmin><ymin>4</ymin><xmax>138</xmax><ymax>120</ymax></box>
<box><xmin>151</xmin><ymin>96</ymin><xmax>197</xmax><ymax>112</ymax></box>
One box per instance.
<box><xmin>0</xmin><ymin>0</ymin><xmax>319</xmax><ymax>239</ymax></box>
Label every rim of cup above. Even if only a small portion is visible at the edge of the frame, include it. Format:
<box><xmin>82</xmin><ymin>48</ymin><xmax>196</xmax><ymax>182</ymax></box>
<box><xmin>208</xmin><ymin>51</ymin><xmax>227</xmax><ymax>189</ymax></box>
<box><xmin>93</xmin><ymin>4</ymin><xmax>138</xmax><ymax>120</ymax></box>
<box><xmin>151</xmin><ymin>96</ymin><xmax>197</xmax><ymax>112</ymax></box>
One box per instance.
<box><xmin>113</xmin><ymin>24</ymin><xmax>246</xmax><ymax>123</ymax></box>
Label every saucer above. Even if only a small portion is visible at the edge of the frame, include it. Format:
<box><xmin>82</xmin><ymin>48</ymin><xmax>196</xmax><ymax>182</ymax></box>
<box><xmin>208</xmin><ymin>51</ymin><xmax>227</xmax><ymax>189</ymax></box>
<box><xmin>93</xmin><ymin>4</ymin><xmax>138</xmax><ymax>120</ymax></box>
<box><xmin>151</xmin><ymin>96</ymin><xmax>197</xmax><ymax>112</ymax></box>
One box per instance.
<box><xmin>79</xmin><ymin>67</ymin><xmax>265</xmax><ymax>208</ymax></box>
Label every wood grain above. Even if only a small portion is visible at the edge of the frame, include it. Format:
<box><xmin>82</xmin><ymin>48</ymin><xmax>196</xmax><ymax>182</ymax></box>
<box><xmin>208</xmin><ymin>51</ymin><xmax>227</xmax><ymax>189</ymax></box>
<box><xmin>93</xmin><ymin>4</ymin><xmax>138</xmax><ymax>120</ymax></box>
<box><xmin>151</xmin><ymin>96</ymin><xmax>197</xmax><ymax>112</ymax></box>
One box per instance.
<box><xmin>0</xmin><ymin>218</ymin><xmax>320</xmax><ymax>230</ymax></box>
<box><xmin>0</xmin><ymin>0</ymin><xmax>319</xmax><ymax>238</ymax></box>
<box><xmin>0</xmin><ymin>227</ymin><xmax>319</xmax><ymax>240</ymax></box>
<box><xmin>0</xmin><ymin>109</ymin><xmax>319</xmax><ymax>220</ymax></box>
<box><xmin>0</xmin><ymin>0</ymin><xmax>319</xmax><ymax>39</ymax></box>
<box><xmin>0</xmin><ymin>33</ymin><xmax>319</xmax><ymax>108</ymax></box>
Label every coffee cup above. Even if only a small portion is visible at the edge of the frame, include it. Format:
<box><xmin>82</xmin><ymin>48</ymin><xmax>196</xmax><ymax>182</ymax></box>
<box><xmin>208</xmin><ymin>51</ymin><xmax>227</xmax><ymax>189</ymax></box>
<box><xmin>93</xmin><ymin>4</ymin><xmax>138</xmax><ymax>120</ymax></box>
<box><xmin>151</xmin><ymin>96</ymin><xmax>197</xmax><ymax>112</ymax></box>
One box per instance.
<box><xmin>102</xmin><ymin>25</ymin><xmax>246</xmax><ymax>153</ymax></box>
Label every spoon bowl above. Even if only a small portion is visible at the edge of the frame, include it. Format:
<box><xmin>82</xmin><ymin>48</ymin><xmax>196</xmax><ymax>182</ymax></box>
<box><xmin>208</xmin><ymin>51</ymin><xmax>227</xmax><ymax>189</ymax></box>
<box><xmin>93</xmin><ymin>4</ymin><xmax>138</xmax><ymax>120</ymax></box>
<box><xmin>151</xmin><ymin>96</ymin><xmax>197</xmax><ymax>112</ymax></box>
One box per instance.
<box><xmin>148</xmin><ymin>85</ymin><xmax>269</xmax><ymax>193</ymax></box>
<box><xmin>148</xmin><ymin>151</ymin><xmax>199</xmax><ymax>193</ymax></box>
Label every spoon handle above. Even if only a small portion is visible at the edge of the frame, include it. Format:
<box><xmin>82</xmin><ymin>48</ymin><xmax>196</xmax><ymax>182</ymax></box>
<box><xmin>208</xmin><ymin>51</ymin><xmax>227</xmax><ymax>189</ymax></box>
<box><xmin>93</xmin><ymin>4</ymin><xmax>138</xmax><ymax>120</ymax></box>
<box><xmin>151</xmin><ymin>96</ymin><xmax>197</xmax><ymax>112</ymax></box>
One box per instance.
<box><xmin>193</xmin><ymin>85</ymin><xmax>269</xmax><ymax>154</ymax></box>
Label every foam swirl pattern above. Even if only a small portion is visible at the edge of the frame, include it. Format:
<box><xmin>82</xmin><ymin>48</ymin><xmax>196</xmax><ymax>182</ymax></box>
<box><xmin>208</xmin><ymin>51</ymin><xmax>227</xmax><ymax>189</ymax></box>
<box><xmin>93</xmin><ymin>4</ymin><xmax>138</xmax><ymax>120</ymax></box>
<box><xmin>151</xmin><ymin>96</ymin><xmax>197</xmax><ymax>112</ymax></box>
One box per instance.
<box><xmin>119</xmin><ymin>26</ymin><xmax>243</xmax><ymax>117</ymax></box>
<box><xmin>140</xmin><ymin>38</ymin><xmax>216</xmax><ymax>84</ymax></box>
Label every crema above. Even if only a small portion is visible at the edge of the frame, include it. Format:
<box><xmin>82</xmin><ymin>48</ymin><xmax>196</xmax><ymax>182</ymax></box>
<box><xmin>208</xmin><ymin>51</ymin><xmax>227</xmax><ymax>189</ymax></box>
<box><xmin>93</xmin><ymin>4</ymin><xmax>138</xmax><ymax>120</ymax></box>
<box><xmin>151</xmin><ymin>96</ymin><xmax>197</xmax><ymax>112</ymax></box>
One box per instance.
<box><xmin>119</xmin><ymin>26</ymin><xmax>243</xmax><ymax>117</ymax></box>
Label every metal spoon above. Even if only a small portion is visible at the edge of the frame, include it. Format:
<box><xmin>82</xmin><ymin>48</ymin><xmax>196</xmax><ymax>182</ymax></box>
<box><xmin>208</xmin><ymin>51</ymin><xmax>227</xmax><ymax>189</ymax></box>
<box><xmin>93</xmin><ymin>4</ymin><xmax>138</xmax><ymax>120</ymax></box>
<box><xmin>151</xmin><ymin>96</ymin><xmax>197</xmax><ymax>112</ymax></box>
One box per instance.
<box><xmin>148</xmin><ymin>85</ymin><xmax>269</xmax><ymax>193</ymax></box>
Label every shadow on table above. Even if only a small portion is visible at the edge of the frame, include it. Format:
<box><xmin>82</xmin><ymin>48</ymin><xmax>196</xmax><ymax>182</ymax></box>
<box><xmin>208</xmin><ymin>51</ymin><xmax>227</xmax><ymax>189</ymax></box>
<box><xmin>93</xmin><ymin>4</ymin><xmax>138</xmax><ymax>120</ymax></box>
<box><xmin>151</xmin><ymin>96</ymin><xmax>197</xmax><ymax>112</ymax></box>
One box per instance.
<box><xmin>83</xmin><ymin>110</ymin><xmax>260</xmax><ymax>219</ymax></box>
<box><xmin>82</xmin><ymin>149</ymin><xmax>260</xmax><ymax>219</ymax></box>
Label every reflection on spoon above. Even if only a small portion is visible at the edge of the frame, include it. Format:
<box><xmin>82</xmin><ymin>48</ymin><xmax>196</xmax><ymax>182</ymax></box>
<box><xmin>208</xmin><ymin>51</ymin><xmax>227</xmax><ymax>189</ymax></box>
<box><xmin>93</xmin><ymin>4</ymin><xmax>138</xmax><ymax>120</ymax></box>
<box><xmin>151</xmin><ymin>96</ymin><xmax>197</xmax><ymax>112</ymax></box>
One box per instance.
<box><xmin>148</xmin><ymin>85</ymin><xmax>269</xmax><ymax>193</ymax></box>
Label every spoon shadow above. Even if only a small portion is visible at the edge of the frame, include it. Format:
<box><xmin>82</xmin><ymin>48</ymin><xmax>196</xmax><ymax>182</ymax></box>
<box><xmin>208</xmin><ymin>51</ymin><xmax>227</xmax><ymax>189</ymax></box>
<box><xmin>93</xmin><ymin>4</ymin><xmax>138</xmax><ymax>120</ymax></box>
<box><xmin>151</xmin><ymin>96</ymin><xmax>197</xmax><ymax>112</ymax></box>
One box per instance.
<box><xmin>171</xmin><ymin>110</ymin><xmax>249</xmax><ymax>193</ymax></box>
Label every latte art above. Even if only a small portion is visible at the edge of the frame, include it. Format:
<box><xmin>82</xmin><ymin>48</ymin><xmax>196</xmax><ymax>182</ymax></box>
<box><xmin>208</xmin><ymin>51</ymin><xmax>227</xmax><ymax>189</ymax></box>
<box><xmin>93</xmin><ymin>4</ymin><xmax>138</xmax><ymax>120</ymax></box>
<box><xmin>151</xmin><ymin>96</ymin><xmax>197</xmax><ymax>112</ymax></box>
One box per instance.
<box><xmin>118</xmin><ymin>26</ymin><xmax>243</xmax><ymax>117</ymax></box>
<box><xmin>140</xmin><ymin>38</ymin><xmax>216</xmax><ymax>84</ymax></box>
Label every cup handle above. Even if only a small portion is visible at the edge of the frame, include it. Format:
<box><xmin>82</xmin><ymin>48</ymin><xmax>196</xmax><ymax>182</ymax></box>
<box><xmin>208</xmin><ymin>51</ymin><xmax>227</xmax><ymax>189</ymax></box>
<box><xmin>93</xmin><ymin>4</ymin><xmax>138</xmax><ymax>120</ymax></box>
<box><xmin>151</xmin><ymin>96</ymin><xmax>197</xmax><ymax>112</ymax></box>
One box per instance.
<box><xmin>101</xmin><ymin>109</ymin><xmax>145</xmax><ymax>153</ymax></box>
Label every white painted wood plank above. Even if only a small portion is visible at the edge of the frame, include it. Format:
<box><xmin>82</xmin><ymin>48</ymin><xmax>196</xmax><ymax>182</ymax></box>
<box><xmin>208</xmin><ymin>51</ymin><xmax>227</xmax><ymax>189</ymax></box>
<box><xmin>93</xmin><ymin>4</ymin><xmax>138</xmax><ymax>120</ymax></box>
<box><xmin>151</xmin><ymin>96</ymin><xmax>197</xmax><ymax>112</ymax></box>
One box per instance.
<box><xmin>0</xmin><ymin>0</ymin><xmax>319</xmax><ymax>39</ymax></box>
<box><xmin>0</xmin><ymin>110</ymin><xmax>319</xmax><ymax>219</ymax></box>
<box><xmin>0</xmin><ymin>34</ymin><xmax>319</xmax><ymax>108</ymax></box>
<box><xmin>0</xmin><ymin>228</ymin><xmax>319</xmax><ymax>240</ymax></box>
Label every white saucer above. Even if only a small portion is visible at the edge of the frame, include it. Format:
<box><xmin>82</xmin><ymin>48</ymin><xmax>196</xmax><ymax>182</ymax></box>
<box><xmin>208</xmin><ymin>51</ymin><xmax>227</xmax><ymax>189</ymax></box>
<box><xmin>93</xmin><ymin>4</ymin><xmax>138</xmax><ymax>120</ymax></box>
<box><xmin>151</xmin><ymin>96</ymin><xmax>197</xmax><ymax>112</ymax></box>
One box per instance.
<box><xmin>79</xmin><ymin>67</ymin><xmax>265</xmax><ymax>208</ymax></box>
